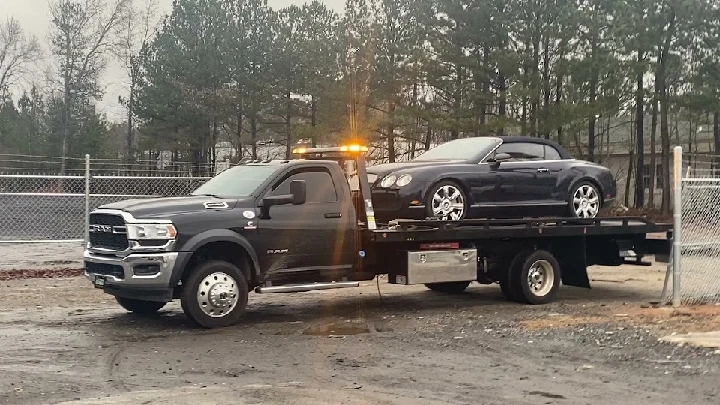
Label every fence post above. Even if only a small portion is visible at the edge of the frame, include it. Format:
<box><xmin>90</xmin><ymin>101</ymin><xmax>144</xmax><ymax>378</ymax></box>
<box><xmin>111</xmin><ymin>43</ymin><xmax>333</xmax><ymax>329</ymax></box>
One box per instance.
<box><xmin>672</xmin><ymin>146</ymin><xmax>682</xmax><ymax>308</ymax></box>
<box><xmin>84</xmin><ymin>154</ymin><xmax>90</xmax><ymax>247</ymax></box>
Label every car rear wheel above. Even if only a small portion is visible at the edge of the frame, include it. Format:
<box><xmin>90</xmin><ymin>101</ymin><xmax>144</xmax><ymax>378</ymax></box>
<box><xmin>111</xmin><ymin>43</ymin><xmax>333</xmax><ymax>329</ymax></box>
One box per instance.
<box><xmin>425</xmin><ymin>180</ymin><xmax>468</xmax><ymax>221</ymax></box>
<box><xmin>569</xmin><ymin>181</ymin><xmax>601</xmax><ymax>218</ymax></box>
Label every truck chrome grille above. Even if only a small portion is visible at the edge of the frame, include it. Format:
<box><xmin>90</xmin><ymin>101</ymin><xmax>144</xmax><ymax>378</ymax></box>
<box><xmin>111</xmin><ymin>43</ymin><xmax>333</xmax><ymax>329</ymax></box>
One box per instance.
<box><xmin>88</xmin><ymin>213</ymin><xmax>129</xmax><ymax>251</ymax></box>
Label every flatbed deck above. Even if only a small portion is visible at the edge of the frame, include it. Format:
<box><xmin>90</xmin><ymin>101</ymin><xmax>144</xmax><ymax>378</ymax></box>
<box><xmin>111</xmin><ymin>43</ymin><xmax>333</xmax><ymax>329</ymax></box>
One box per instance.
<box><xmin>368</xmin><ymin>217</ymin><xmax>672</xmax><ymax>243</ymax></box>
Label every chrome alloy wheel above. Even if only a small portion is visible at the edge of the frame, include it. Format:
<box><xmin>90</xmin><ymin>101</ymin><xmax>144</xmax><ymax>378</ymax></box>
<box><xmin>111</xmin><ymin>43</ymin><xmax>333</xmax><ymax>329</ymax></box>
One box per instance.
<box><xmin>197</xmin><ymin>272</ymin><xmax>240</xmax><ymax>318</ymax></box>
<box><xmin>572</xmin><ymin>184</ymin><xmax>600</xmax><ymax>218</ymax></box>
<box><xmin>527</xmin><ymin>260</ymin><xmax>554</xmax><ymax>297</ymax></box>
<box><xmin>431</xmin><ymin>185</ymin><xmax>465</xmax><ymax>220</ymax></box>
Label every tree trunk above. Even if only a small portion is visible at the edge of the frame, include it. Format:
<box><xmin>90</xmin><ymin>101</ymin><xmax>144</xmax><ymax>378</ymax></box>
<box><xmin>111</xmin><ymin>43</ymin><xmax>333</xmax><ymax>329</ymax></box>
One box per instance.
<box><xmin>285</xmin><ymin>90</ymin><xmax>292</xmax><ymax>159</ymax></box>
<box><xmin>127</xmin><ymin>81</ymin><xmax>134</xmax><ymax>163</ymax></box>
<box><xmin>625</xmin><ymin>112</ymin><xmax>635</xmax><ymax>207</ymax></box>
<box><xmin>555</xmin><ymin>70</ymin><xmax>563</xmax><ymax>144</ymax></box>
<box><xmin>497</xmin><ymin>71</ymin><xmax>506</xmax><ymax>135</ymax></box>
<box><xmin>530</xmin><ymin>36</ymin><xmax>540</xmax><ymax>137</ymax></box>
<box><xmin>649</xmin><ymin>74</ymin><xmax>658</xmax><ymax>207</ymax></box>
<box><xmin>714</xmin><ymin>111</ymin><xmax>720</xmax><ymax>172</ymax></box>
<box><xmin>311</xmin><ymin>95</ymin><xmax>317</xmax><ymax>147</ymax></box>
<box><xmin>424</xmin><ymin>124</ymin><xmax>432</xmax><ymax>151</ymax></box>
<box><xmin>250</xmin><ymin>115</ymin><xmax>258</xmax><ymax>160</ymax></box>
<box><xmin>387</xmin><ymin>100</ymin><xmax>396</xmax><ymax>162</ymax></box>
<box><xmin>587</xmin><ymin>34</ymin><xmax>599</xmax><ymax>162</ymax></box>
<box><xmin>541</xmin><ymin>35</ymin><xmax>551</xmax><ymax>139</ymax></box>
<box><xmin>659</xmin><ymin>11</ymin><xmax>676</xmax><ymax>215</ymax></box>
<box><xmin>451</xmin><ymin>61</ymin><xmax>462</xmax><ymax>140</ymax></box>
<box><xmin>634</xmin><ymin>48</ymin><xmax>645</xmax><ymax>207</ymax></box>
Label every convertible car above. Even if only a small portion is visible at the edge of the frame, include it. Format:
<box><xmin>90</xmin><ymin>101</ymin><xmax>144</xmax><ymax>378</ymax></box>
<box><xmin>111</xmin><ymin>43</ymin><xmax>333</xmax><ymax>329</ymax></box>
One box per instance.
<box><xmin>366</xmin><ymin>136</ymin><xmax>616</xmax><ymax>222</ymax></box>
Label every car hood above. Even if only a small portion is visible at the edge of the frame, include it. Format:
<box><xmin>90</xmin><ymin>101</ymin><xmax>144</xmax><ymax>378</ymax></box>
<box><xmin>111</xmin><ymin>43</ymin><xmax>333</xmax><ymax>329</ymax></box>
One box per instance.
<box><xmin>97</xmin><ymin>195</ymin><xmax>245</xmax><ymax>219</ymax></box>
<box><xmin>366</xmin><ymin>160</ymin><xmax>463</xmax><ymax>178</ymax></box>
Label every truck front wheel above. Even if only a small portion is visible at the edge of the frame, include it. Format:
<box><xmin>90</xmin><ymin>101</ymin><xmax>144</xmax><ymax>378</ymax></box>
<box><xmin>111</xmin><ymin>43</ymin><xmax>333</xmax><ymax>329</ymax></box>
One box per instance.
<box><xmin>181</xmin><ymin>260</ymin><xmax>249</xmax><ymax>329</ymax></box>
<box><xmin>116</xmin><ymin>297</ymin><xmax>166</xmax><ymax>314</ymax></box>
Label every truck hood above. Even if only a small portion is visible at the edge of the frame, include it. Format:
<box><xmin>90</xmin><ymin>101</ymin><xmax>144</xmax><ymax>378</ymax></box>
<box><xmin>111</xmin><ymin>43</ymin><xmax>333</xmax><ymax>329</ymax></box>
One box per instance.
<box><xmin>98</xmin><ymin>195</ymin><xmax>244</xmax><ymax>219</ymax></box>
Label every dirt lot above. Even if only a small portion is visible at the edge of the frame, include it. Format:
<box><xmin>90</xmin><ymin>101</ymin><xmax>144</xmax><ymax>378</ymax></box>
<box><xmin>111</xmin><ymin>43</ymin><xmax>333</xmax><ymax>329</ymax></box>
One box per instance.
<box><xmin>1</xmin><ymin>262</ymin><xmax>720</xmax><ymax>405</ymax></box>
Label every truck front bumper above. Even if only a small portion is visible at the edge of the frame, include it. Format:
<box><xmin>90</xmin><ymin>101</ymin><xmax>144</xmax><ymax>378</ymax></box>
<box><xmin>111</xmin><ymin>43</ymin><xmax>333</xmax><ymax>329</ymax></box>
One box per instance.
<box><xmin>83</xmin><ymin>250</ymin><xmax>184</xmax><ymax>302</ymax></box>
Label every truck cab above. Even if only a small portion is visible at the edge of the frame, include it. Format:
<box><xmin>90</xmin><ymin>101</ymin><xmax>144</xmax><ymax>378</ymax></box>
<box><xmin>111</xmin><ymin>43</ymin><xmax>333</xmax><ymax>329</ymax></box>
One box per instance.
<box><xmin>84</xmin><ymin>156</ymin><xmax>365</xmax><ymax>328</ymax></box>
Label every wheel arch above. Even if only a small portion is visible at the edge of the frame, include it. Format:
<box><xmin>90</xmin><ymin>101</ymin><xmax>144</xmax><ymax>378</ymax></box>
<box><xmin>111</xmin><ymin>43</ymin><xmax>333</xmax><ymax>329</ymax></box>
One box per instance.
<box><xmin>422</xmin><ymin>176</ymin><xmax>475</xmax><ymax>206</ymax></box>
<box><xmin>568</xmin><ymin>176</ymin><xmax>605</xmax><ymax>205</ymax></box>
<box><xmin>173</xmin><ymin>230</ymin><xmax>260</xmax><ymax>288</ymax></box>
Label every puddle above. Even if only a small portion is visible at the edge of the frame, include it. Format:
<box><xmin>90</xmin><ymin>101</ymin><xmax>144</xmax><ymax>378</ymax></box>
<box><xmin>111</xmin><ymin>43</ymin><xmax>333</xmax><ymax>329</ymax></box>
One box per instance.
<box><xmin>302</xmin><ymin>322</ymin><xmax>371</xmax><ymax>336</ymax></box>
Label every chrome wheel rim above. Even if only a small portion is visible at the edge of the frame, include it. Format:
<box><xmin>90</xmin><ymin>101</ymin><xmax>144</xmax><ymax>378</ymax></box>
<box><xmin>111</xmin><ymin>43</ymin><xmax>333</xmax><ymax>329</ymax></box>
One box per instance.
<box><xmin>572</xmin><ymin>185</ymin><xmax>600</xmax><ymax>218</ymax></box>
<box><xmin>197</xmin><ymin>272</ymin><xmax>240</xmax><ymax>318</ymax></box>
<box><xmin>431</xmin><ymin>185</ymin><xmax>465</xmax><ymax>220</ymax></box>
<box><xmin>527</xmin><ymin>260</ymin><xmax>554</xmax><ymax>297</ymax></box>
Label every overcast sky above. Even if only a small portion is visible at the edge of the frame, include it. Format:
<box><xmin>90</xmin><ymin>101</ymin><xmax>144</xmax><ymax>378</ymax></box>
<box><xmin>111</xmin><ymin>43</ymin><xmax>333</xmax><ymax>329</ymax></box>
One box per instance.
<box><xmin>1</xmin><ymin>0</ymin><xmax>345</xmax><ymax>121</ymax></box>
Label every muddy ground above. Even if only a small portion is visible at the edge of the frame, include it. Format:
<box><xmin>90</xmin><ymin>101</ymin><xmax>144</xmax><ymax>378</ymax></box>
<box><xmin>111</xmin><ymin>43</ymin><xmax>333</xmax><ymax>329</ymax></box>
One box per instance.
<box><xmin>1</xmin><ymin>262</ymin><xmax>720</xmax><ymax>405</ymax></box>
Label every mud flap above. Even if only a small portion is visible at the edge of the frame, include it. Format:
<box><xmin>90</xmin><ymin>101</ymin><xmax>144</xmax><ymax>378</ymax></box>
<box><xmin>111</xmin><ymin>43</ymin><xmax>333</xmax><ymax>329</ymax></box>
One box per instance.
<box><xmin>553</xmin><ymin>237</ymin><xmax>591</xmax><ymax>289</ymax></box>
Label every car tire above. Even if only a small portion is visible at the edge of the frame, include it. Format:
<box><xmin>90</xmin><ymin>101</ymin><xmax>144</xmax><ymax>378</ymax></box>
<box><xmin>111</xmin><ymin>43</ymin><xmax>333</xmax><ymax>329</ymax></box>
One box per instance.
<box><xmin>425</xmin><ymin>180</ymin><xmax>468</xmax><ymax>221</ymax></box>
<box><xmin>568</xmin><ymin>181</ymin><xmax>602</xmax><ymax>219</ymax></box>
<box><xmin>425</xmin><ymin>281</ymin><xmax>471</xmax><ymax>294</ymax></box>
<box><xmin>181</xmin><ymin>260</ymin><xmax>249</xmax><ymax>329</ymax></box>
<box><xmin>115</xmin><ymin>297</ymin><xmax>166</xmax><ymax>314</ymax></box>
<box><xmin>509</xmin><ymin>249</ymin><xmax>561</xmax><ymax>305</ymax></box>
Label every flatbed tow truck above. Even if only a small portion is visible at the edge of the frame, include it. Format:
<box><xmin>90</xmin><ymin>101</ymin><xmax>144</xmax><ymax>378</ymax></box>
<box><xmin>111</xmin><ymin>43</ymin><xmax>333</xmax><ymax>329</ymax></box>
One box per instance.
<box><xmin>83</xmin><ymin>146</ymin><xmax>672</xmax><ymax>328</ymax></box>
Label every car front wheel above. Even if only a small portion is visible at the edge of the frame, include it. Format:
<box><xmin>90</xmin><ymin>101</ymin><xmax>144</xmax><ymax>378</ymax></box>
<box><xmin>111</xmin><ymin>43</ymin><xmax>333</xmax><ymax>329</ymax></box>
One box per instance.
<box><xmin>569</xmin><ymin>181</ymin><xmax>601</xmax><ymax>218</ymax></box>
<box><xmin>425</xmin><ymin>180</ymin><xmax>468</xmax><ymax>221</ymax></box>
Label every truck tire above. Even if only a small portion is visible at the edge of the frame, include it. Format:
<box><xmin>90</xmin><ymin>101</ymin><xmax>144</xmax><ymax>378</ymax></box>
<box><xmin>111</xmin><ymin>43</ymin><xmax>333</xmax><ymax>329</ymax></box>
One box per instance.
<box><xmin>499</xmin><ymin>251</ymin><xmax>526</xmax><ymax>302</ymax></box>
<box><xmin>181</xmin><ymin>260</ymin><xmax>249</xmax><ymax>329</ymax></box>
<box><xmin>115</xmin><ymin>297</ymin><xmax>166</xmax><ymax>314</ymax></box>
<box><xmin>509</xmin><ymin>249</ymin><xmax>561</xmax><ymax>305</ymax></box>
<box><xmin>425</xmin><ymin>281</ymin><xmax>471</xmax><ymax>294</ymax></box>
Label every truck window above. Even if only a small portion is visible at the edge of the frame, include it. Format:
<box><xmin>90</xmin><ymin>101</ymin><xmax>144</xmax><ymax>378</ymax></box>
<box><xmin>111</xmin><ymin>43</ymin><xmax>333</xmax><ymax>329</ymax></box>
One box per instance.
<box><xmin>192</xmin><ymin>165</ymin><xmax>278</xmax><ymax>197</ymax></box>
<box><xmin>271</xmin><ymin>169</ymin><xmax>338</xmax><ymax>203</ymax></box>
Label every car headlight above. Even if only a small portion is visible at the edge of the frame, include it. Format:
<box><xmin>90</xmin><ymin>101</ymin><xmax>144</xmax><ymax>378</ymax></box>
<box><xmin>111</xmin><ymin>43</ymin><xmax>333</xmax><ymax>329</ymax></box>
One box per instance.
<box><xmin>380</xmin><ymin>175</ymin><xmax>397</xmax><ymax>188</ymax></box>
<box><xmin>126</xmin><ymin>223</ymin><xmax>177</xmax><ymax>240</ymax></box>
<box><xmin>396</xmin><ymin>174</ymin><xmax>412</xmax><ymax>187</ymax></box>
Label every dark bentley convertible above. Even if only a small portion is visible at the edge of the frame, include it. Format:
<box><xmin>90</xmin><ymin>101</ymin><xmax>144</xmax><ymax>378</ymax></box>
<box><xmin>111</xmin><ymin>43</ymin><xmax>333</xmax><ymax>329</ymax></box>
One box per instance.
<box><xmin>367</xmin><ymin>136</ymin><xmax>616</xmax><ymax>222</ymax></box>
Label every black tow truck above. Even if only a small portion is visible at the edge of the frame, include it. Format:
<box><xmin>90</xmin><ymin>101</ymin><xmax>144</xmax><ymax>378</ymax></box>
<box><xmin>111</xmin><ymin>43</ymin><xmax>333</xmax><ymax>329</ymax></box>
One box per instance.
<box><xmin>84</xmin><ymin>146</ymin><xmax>672</xmax><ymax>328</ymax></box>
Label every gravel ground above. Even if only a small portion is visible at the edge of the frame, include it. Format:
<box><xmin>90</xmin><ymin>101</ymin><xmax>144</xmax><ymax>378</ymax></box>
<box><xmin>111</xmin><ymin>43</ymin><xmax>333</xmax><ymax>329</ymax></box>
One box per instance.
<box><xmin>1</xmin><ymin>263</ymin><xmax>720</xmax><ymax>404</ymax></box>
<box><xmin>0</xmin><ymin>242</ymin><xmax>83</xmax><ymax>271</ymax></box>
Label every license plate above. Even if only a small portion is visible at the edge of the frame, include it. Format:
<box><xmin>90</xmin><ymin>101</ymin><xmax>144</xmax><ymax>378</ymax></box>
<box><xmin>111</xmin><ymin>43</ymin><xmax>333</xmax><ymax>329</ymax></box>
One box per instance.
<box><xmin>94</xmin><ymin>276</ymin><xmax>106</xmax><ymax>288</ymax></box>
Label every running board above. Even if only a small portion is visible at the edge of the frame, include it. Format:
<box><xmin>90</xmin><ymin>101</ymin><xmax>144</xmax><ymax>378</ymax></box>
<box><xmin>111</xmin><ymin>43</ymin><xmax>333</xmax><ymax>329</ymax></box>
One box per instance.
<box><xmin>254</xmin><ymin>281</ymin><xmax>360</xmax><ymax>294</ymax></box>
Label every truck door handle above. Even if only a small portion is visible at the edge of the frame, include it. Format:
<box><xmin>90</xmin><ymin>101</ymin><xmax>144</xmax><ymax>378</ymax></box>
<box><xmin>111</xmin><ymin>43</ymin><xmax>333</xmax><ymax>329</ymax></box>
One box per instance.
<box><xmin>537</xmin><ymin>168</ymin><xmax>549</xmax><ymax>173</ymax></box>
<box><xmin>324</xmin><ymin>212</ymin><xmax>342</xmax><ymax>218</ymax></box>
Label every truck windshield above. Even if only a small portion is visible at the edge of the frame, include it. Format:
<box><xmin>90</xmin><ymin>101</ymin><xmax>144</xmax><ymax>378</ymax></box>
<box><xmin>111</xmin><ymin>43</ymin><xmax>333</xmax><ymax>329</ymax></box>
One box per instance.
<box><xmin>192</xmin><ymin>165</ymin><xmax>278</xmax><ymax>198</ymax></box>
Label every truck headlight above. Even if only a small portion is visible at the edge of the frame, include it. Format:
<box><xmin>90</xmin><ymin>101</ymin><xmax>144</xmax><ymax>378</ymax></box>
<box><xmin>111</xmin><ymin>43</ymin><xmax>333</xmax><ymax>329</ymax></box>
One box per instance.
<box><xmin>126</xmin><ymin>223</ymin><xmax>177</xmax><ymax>240</ymax></box>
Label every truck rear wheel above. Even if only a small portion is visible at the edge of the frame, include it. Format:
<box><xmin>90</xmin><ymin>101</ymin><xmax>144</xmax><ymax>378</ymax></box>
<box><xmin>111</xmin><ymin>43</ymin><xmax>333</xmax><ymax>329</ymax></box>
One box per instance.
<box><xmin>509</xmin><ymin>249</ymin><xmax>561</xmax><ymax>305</ymax></box>
<box><xmin>115</xmin><ymin>297</ymin><xmax>166</xmax><ymax>314</ymax></box>
<box><xmin>181</xmin><ymin>260</ymin><xmax>249</xmax><ymax>329</ymax></box>
<box><xmin>425</xmin><ymin>281</ymin><xmax>471</xmax><ymax>294</ymax></box>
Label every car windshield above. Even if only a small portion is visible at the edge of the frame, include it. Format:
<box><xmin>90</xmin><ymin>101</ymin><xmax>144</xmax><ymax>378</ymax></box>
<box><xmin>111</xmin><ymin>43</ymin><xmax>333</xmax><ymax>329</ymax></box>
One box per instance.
<box><xmin>412</xmin><ymin>137</ymin><xmax>500</xmax><ymax>161</ymax></box>
<box><xmin>192</xmin><ymin>165</ymin><xmax>278</xmax><ymax>198</ymax></box>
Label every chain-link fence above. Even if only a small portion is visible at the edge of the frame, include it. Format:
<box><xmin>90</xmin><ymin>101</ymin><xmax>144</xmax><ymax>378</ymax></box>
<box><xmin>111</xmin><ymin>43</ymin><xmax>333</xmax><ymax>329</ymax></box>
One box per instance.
<box><xmin>665</xmin><ymin>148</ymin><xmax>720</xmax><ymax>305</ymax></box>
<box><xmin>0</xmin><ymin>157</ymin><xmax>212</xmax><ymax>244</ymax></box>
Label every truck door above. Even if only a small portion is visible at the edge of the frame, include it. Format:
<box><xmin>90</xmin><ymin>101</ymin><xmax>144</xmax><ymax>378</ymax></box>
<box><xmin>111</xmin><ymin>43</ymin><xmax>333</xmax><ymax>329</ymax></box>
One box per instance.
<box><xmin>256</xmin><ymin>166</ymin><xmax>355</xmax><ymax>278</ymax></box>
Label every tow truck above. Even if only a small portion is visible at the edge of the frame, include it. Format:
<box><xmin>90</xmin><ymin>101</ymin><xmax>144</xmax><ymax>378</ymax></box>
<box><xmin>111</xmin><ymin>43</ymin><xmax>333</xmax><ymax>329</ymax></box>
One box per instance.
<box><xmin>83</xmin><ymin>145</ymin><xmax>672</xmax><ymax>328</ymax></box>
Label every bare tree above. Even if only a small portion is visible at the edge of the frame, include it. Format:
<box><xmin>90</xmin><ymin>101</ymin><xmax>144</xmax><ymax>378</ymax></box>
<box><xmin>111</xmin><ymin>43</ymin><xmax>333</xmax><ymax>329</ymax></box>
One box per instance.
<box><xmin>49</xmin><ymin>0</ymin><xmax>131</xmax><ymax>173</ymax></box>
<box><xmin>0</xmin><ymin>18</ymin><xmax>43</xmax><ymax>98</ymax></box>
<box><xmin>114</xmin><ymin>0</ymin><xmax>161</xmax><ymax>162</ymax></box>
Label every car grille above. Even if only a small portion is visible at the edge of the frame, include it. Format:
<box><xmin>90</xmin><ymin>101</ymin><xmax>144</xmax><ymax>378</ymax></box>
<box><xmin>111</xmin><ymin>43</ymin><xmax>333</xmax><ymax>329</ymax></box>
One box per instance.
<box><xmin>85</xmin><ymin>261</ymin><xmax>125</xmax><ymax>279</ymax></box>
<box><xmin>88</xmin><ymin>213</ymin><xmax>129</xmax><ymax>251</ymax></box>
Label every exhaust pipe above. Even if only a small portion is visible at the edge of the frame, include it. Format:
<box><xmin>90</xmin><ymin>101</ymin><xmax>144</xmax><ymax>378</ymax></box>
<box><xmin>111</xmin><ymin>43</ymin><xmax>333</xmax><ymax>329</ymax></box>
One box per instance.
<box><xmin>255</xmin><ymin>281</ymin><xmax>360</xmax><ymax>294</ymax></box>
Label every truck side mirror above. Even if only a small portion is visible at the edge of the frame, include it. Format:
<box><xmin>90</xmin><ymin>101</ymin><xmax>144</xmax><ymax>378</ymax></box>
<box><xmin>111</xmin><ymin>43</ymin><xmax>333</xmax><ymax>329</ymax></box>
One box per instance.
<box><xmin>259</xmin><ymin>180</ymin><xmax>307</xmax><ymax>219</ymax></box>
<box><xmin>289</xmin><ymin>179</ymin><xmax>306</xmax><ymax>205</ymax></box>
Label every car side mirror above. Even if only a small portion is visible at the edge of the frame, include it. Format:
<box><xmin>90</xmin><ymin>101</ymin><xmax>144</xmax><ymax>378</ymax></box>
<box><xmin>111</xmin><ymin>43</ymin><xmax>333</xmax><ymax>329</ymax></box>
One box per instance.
<box><xmin>487</xmin><ymin>152</ymin><xmax>512</xmax><ymax>169</ymax></box>
<box><xmin>259</xmin><ymin>180</ymin><xmax>306</xmax><ymax>219</ymax></box>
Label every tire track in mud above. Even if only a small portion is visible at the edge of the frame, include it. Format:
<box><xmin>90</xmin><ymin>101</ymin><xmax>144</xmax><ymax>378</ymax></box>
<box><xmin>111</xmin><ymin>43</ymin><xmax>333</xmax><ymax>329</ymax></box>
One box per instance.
<box><xmin>104</xmin><ymin>343</ymin><xmax>130</xmax><ymax>392</ymax></box>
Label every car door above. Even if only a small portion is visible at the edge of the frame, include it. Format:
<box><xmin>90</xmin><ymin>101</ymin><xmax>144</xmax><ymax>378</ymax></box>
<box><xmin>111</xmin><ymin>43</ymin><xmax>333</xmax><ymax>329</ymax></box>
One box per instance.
<box><xmin>255</xmin><ymin>166</ymin><xmax>354</xmax><ymax>278</ymax></box>
<box><xmin>492</xmin><ymin>142</ymin><xmax>553</xmax><ymax>204</ymax></box>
